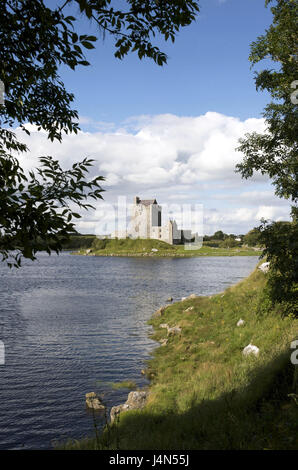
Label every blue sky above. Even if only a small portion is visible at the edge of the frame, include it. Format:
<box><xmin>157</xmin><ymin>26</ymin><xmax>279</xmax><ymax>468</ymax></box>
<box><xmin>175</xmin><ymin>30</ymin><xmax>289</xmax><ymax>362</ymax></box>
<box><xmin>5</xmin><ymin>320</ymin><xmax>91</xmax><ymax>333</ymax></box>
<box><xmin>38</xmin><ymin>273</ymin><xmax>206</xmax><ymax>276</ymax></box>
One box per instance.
<box><xmin>60</xmin><ymin>0</ymin><xmax>273</xmax><ymax>124</ymax></box>
<box><xmin>20</xmin><ymin>0</ymin><xmax>291</xmax><ymax>235</ymax></box>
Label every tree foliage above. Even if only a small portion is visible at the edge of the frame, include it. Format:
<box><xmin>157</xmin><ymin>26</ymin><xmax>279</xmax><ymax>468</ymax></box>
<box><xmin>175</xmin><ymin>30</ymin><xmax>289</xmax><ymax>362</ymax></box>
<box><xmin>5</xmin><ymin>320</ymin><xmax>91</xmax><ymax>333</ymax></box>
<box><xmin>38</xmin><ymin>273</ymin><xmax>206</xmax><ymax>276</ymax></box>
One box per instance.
<box><xmin>236</xmin><ymin>0</ymin><xmax>298</xmax><ymax>315</ymax></box>
<box><xmin>1</xmin><ymin>0</ymin><xmax>200</xmax><ymax>137</ymax></box>
<box><xmin>0</xmin><ymin>155</ymin><xmax>104</xmax><ymax>266</ymax></box>
<box><xmin>243</xmin><ymin>228</ymin><xmax>261</xmax><ymax>247</ymax></box>
<box><xmin>0</xmin><ymin>0</ymin><xmax>199</xmax><ymax>266</ymax></box>
<box><xmin>213</xmin><ymin>230</ymin><xmax>225</xmax><ymax>240</ymax></box>
<box><xmin>236</xmin><ymin>0</ymin><xmax>298</xmax><ymax>209</ymax></box>
<box><xmin>258</xmin><ymin>219</ymin><xmax>298</xmax><ymax>316</ymax></box>
<box><xmin>220</xmin><ymin>237</ymin><xmax>240</xmax><ymax>248</ymax></box>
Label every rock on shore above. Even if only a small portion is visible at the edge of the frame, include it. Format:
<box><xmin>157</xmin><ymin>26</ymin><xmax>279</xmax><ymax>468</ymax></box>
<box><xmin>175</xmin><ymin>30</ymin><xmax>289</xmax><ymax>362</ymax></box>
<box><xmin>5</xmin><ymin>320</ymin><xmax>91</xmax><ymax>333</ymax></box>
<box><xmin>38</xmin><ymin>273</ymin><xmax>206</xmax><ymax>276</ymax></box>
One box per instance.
<box><xmin>258</xmin><ymin>262</ymin><xmax>270</xmax><ymax>273</ymax></box>
<box><xmin>152</xmin><ymin>306</ymin><xmax>166</xmax><ymax>318</ymax></box>
<box><xmin>110</xmin><ymin>390</ymin><xmax>148</xmax><ymax>423</ymax></box>
<box><xmin>85</xmin><ymin>392</ymin><xmax>105</xmax><ymax>410</ymax></box>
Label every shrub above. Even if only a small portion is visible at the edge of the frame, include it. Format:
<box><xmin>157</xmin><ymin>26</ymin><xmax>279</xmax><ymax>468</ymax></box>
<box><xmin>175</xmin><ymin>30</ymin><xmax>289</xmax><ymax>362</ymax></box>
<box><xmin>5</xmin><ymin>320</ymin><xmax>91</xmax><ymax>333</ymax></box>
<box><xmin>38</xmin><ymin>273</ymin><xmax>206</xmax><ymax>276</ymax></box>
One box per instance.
<box><xmin>203</xmin><ymin>241</ymin><xmax>220</xmax><ymax>247</ymax></box>
<box><xmin>92</xmin><ymin>238</ymin><xmax>108</xmax><ymax>250</ymax></box>
<box><xmin>243</xmin><ymin>228</ymin><xmax>261</xmax><ymax>247</ymax></box>
<box><xmin>259</xmin><ymin>219</ymin><xmax>298</xmax><ymax>317</ymax></box>
<box><xmin>220</xmin><ymin>238</ymin><xmax>240</xmax><ymax>248</ymax></box>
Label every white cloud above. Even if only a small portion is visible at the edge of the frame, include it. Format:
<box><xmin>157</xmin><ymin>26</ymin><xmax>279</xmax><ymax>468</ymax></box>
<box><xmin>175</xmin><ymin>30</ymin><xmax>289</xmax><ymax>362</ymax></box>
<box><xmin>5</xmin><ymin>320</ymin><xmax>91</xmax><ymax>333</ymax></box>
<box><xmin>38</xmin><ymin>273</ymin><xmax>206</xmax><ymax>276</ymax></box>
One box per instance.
<box><xmin>203</xmin><ymin>205</ymin><xmax>291</xmax><ymax>235</ymax></box>
<box><xmin>15</xmin><ymin>112</ymin><xmax>266</xmax><ymax>185</ymax></box>
<box><xmin>12</xmin><ymin>112</ymin><xmax>291</xmax><ymax>235</ymax></box>
<box><xmin>212</xmin><ymin>189</ymin><xmax>291</xmax><ymax>207</ymax></box>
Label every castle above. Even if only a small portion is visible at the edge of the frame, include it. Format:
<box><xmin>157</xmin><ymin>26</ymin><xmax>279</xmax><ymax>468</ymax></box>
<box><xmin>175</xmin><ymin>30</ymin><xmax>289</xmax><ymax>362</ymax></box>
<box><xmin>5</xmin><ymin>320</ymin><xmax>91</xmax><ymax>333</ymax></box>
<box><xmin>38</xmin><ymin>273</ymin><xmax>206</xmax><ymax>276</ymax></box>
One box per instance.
<box><xmin>113</xmin><ymin>196</ymin><xmax>193</xmax><ymax>245</ymax></box>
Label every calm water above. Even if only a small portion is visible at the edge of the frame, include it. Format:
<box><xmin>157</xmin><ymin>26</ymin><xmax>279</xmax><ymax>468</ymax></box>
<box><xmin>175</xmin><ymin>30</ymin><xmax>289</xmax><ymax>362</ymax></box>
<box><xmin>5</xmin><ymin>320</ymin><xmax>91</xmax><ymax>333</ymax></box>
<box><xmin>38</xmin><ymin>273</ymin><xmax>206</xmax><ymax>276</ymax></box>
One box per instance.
<box><xmin>0</xmin><ymin>252</ymin><xmax>258</xmax><ymax>449</ymax></box>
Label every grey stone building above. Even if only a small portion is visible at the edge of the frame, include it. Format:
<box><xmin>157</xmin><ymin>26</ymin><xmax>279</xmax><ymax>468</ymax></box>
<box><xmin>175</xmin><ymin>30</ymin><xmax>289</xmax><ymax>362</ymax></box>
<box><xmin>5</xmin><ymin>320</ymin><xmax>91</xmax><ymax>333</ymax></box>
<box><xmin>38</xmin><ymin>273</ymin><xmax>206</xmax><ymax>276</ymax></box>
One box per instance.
<box><xmin>113</xmin><ymin>196</ymin><xmax>193</xmax><ymax>245</ymax></box>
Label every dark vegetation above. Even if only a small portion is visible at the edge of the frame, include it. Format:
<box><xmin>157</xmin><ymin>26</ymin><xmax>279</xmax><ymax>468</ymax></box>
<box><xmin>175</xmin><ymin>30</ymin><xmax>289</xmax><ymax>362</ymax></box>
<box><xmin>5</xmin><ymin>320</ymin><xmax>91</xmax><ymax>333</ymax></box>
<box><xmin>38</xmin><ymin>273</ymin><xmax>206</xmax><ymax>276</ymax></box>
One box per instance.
<box><xmin>0</xmin><ymin>0</ymin><xmax>199</xmax><ymax>267</ymax></box>
<box><xmin>236</xmin><ymin>0</ymin><xmax>298</xmax><ymax>316</ymax></box>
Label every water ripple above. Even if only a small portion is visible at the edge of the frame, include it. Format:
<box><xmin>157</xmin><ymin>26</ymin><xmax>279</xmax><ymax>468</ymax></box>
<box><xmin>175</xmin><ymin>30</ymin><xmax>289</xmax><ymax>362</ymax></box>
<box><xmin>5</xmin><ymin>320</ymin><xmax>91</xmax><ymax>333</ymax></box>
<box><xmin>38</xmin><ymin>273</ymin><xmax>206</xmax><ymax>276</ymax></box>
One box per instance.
<box><xmin>0</xmin><ymin>252</ymin><xmax>258</xmax><ymax>449</ymax></box>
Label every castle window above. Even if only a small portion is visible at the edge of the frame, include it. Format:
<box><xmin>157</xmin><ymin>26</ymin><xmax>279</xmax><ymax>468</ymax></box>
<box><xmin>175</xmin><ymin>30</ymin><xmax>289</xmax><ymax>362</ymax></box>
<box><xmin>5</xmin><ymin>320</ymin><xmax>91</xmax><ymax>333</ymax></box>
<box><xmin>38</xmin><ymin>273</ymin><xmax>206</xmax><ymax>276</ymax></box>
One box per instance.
<box><xmin>158</xmin><ymin>211</ymin><xmax>161</xmax><ymax>227</ymax></box>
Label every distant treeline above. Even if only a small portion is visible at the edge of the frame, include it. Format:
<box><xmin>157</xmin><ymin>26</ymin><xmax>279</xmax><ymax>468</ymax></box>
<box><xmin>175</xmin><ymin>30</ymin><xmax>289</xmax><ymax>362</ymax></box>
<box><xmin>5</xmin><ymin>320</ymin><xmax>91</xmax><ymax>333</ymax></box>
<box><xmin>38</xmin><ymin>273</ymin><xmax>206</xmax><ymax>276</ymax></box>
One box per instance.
<box><xmin>61</xmin><ymin>234</ymin><xmax>96</xmax><ymax>250</ymax></box>
<box><xmin>61</xmin><ymin>228</ymin><xmax>261</xmax><ymax>251</ymax></box>
<box><xmin>203</xmin><ymin>229</ymin><xmax>260</xmax><ymax>248</ymax></box>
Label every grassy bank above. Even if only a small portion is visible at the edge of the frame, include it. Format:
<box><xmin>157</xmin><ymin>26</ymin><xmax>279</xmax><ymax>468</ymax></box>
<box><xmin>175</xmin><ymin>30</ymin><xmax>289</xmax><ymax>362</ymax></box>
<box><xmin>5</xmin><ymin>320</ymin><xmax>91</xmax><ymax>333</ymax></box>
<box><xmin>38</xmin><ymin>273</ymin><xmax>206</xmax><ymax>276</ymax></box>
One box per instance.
<box><xmin>61</xmin><ymin>266</ymin><xmax>298</xmax><ymax>450</ymax></box>
<box><xmin>74</xmin><ymin>238</ymin><xmax>261</xmax><ymax>257</ymax></box>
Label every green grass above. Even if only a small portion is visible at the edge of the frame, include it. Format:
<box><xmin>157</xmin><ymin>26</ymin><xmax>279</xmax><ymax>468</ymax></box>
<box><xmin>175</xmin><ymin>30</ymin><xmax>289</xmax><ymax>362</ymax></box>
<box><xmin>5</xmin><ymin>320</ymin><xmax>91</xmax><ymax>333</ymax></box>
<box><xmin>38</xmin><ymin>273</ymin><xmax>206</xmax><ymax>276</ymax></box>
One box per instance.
<box><xmin>74</xmin><ymin>238</ymin><xmax>261</xmax><ymax>257</ymax></box>
<box><xmin>59</xmin><ymin>266</ymin><xmax>298</xmax><ymax>450</ymax></box>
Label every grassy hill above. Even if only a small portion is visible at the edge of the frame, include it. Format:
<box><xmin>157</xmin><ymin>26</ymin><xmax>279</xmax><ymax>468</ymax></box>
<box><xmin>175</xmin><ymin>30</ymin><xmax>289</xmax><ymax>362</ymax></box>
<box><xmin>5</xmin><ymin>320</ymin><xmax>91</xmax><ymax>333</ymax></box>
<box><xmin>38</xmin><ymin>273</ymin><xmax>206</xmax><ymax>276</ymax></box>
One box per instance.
<box><xmin>75</xmin><ymin>237</ymin><xmax>261</xmax><ymax>257</ymax></box>
<box><xmin>60</xmin><ymin>266</ymin><xmax>298</xmax><ymax>450</ymax></box>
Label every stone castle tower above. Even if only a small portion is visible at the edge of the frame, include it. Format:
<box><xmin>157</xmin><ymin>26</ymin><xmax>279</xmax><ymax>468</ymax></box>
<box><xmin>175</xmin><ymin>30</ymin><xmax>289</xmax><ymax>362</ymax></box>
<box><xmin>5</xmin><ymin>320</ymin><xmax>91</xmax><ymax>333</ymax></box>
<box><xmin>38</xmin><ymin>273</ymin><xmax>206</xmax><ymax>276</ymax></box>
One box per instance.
<box><xmin>112</xmin><ymin>196</ymin><xmax>190</xmax><ymax>245</ymax></box>
<box><xmin>129</xmin><ymin>197</ymin><xmax>175</xmax><ymax>244</ymax></box>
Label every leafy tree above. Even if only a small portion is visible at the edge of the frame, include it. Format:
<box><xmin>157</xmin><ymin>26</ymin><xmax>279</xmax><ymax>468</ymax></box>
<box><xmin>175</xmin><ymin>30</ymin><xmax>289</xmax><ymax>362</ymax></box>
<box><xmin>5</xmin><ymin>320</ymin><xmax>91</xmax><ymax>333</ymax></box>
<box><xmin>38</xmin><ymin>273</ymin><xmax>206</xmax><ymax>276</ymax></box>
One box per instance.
<box><xmin>0</xmin><ymin>0</ymin><xmax>199</xmax><ymax>266</ymax></box>
<box><xmin>243</xmin><ymin>228</ymin><xmax>261</xmax><ymax>247</ymax></box>
<box><xmin>213</xmin><ymin>230</ymin><xmax>225</xmax><ymax>240</ymax></box>
<box><xmin>236</xmin><ymin>0</ymin><xmax>298</xmax><ymax>314</ymax></box>
<box><xmin>236</xmin><ymin>0</ymin><xmax>297</xmax><ymax>210</ymax></box>
<box><xmin>220</xmin><ymin>238</ymin><xmax>239</xmax><ymax>248</ymax></box>
<box><xmin>0</xmin><ymin>154</ymin><xmax>104</xmax><ymax>267</ymax></box>
<box><xmin>258</xmin><ymin>219</ymin><xmax>298</xmax><ymax>316</ymax></box>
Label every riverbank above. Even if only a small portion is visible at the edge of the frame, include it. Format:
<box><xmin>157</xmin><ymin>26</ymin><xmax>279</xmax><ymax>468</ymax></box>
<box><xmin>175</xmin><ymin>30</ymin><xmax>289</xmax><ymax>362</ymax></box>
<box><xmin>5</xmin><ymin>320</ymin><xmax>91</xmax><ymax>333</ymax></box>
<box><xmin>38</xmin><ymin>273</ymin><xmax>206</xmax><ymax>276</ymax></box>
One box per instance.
<box><xmin>61</xmin><ymin>264</ymin><xmax>298</xmax><ymax>450</ymax></box>
<box><xmin>74</xmin><ymin>238</ymin><xmax>261</xmax><ymax>257</ymax></box>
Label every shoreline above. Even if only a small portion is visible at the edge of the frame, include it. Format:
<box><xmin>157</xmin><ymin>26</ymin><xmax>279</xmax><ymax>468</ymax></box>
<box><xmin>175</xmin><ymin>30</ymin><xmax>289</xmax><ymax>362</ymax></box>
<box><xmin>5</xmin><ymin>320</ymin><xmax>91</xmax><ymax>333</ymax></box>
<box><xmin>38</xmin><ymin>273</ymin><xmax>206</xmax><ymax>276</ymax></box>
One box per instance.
<box><xmin>106</xmin><ymin>266</ymin><xmax>262</xmax><ymax>421</ymax></box>
<box><xmin>72</xmin><ymin>249</ymin><xmax>262</xmax><ymax>258</ymax></box>
<box><xmin>59</xmin><ymin>262</ymin><xmax>297</xmax><ymax>449</ymax></box>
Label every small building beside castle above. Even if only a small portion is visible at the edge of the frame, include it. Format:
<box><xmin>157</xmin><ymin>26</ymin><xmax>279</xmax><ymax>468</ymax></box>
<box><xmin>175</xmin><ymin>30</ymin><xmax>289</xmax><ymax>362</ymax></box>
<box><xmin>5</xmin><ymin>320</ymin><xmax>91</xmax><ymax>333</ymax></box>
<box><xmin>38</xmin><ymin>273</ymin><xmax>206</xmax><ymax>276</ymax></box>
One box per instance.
<box><xmin>113</xmin><ymin>196</ymin><xmax>193</xmax><ymax>245</ymax></box>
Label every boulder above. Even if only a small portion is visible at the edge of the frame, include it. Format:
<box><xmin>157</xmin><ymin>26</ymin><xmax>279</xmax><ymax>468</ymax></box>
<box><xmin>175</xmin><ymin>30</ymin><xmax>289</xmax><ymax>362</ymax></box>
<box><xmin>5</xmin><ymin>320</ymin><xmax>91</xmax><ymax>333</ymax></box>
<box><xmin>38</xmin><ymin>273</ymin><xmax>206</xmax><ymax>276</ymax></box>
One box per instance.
<box><xmin>110</xmin><ymin>391</ymin><xmax>148</xmax><ymax>423</ymax></box>
<box><xmin>167</xmin><ymin>297</ymin><xmax>173</xmax><ymax>302</ymax></box>
<box><xmin>242</xmin><ymin>344</ymin><xmax>259</xmax><ymax>357</ymax></box>
<box><xmin>85</xmin><ymin>392</ymin><xmax>105</xmax><ymax>410</ymax></box>
<box><xmin>258</xmin><ymin>262</ymin><xmax>270</xmax><ymax>273</ymax></box>
<box><xmin>159</xmin><ymin>324</ymin><xmax>182</xmax><ymax>335</ymax></box>
<box><xmin>182</xmin><ymin>294</ymin><xmax>197</xmax><ymax>300</ymax></box>
<box><xmin>188</xmin><ymin>294</ymin><xmax>197</xmax><ymax>299</ymax></box>
<box><xmin>153</xmin><ymin>306</ymin><xmax>166</xmax><ymax>318</ymax></box>
<box><xmin>237</xmin><ymin>318</ymin><xmax>245</xmax><ymax>327</ymax></box>
<box><xmin>160</xmin><ymin>339</ymin><xmax>168</xmax><ymax>347</ymax></box>
<box><xmin>110</xmin><ymin>404</ymin><xmax>128</xmax><ymax>423</ymax></box>
<box><xmin>126</xmin><ymin>391</ymin><xmax>148</xmax><ymax>408</ymax></box>
<box><xmin>167</xmin><ymin>326</ymin><xmax>182</xmax><ymax>336</ymax></box>
<box><xmin>184</xmin><ymin>306</ymin><xmax>194</xmax><ymax>313</ymax></box>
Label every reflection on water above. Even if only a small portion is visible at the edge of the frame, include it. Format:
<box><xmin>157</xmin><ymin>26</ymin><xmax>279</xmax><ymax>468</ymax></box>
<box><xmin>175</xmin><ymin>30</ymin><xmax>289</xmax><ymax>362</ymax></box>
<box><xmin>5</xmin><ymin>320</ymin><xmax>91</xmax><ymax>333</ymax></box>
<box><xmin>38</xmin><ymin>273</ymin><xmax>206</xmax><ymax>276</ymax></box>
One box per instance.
<box><xmin>0</xmin><ymin>252</ymin><xmax>258</xmax><ymax>449</ymax></box>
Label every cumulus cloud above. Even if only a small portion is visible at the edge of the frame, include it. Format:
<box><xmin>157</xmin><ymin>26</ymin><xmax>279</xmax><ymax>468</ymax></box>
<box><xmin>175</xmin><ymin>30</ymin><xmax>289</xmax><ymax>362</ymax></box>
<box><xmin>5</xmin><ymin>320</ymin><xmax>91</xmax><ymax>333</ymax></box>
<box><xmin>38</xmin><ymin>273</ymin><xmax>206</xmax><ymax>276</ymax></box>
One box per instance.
<box><xmin>16</xmin><ymin>112</ymin><xmax>266</xmax><ymax>186</ymax></box>
<box><xmin>12</xmin><ymin>112</ymin><xmax>291</xmax><ymax>234</ymax></box>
